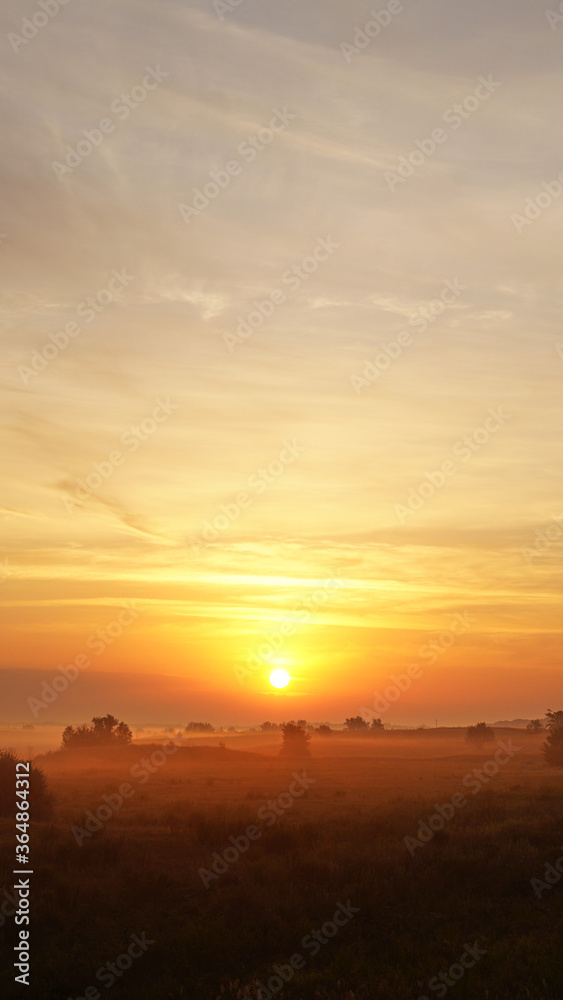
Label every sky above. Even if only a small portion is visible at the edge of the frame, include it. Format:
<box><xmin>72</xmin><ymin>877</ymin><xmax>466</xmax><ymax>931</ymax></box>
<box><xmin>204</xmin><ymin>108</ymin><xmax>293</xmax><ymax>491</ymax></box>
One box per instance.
<box><xmin>1</xmin><ymin>0</ymin><xmax>562</xmax><ymax>728</ymax></box>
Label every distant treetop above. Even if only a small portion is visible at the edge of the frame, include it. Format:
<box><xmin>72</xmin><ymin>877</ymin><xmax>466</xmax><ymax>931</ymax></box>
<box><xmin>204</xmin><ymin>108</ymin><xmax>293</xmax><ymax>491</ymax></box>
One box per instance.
<box><xmin>280</xmin><ymin>721</ymin><xmax>311</xmax><ymax>757</ymax></box>
<box><xmin>466</xmin><ymin>722</ymin><xmax>495</xmax><ymax>743</ymax></box>
<box><xmin>344</xmin><ymin>716</ymin><xmax>384</xmax><ymax>732</ymax></box>
<box><xmin>345</xmin><ymin>716</ymin><xmax>369</xmax><ymax>731</ymax></box>
<box><xmin>543</xmin><ymin>724</ymin><xmax>563</xmax><ymax>767</ymax></box>
<box><xmin>61</xmin><ymin>714</ymin><xmax>132</xmax><ymax>750</ymax></box>
<box><xmin>542</xmin><ymin>709</ymin><xmax>563</xmax><ymax>768</ymax></box>
<box><xmin>545</xmin><ymin>709</ymin><xmax>563</xmax><ymax>731</ymax></box>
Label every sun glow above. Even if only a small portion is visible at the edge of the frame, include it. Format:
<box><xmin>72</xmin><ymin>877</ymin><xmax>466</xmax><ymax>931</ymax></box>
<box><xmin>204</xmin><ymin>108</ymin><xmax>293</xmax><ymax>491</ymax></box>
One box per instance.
<box><xmin>269</xmin><ymin>668</ymin><xmax>291</xmax><ymax>689</ymax></box>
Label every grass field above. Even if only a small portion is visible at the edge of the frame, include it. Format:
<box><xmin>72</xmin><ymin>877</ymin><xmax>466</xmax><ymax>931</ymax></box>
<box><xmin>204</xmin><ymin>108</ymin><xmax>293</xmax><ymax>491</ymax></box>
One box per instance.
<box><xmin>1</xmin><ymin>728</ymin><xmax>562</xmax><ymax>999</ymax></box>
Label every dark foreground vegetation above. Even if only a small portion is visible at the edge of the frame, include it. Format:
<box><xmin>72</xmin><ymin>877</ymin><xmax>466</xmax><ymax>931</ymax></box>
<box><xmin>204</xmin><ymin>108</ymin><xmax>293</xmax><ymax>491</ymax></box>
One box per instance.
<box><xmin>0</xmin><ymin>728</ymin><xmax>562</xmax><ymax>999</ymax></box>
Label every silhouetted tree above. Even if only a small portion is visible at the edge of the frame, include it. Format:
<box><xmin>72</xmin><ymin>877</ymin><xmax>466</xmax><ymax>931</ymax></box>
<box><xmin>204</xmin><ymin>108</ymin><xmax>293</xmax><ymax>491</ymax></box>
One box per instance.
<box><xmin>542</xmin><ymin>725</ymin><xmax>563</xmax><ymax>767</ymax></box>
<box><xmin>280</xmin><ymin>722</ymin><xmax>311</xmax><ymax>757</ymax></box>
<box><xmin>545</xmin><ymin>709</ymin><xmax>563</xmax><ymax>731</ymax></box>
<box><xmin>316</xmin><ymin>724</ymin><xmax>332</xmax><ymax>736</ymax></box>
<box><xmin>466</xmin><ymin>722</ymin><xmax>495</xmax><ymax>744</ymax></box>
<box><xmin>260</xmin><ymin>721</ymin><xmax>281</xmax><ymax>731</ymax></box>
<box><xmin>184</xmin><ymin>722</ymin><xmax>215</xmax><ymax>733</ymax></box>
<box><xmin>345</xmin><ymin>716</ymin><xmax>369</xmax><ymax>731</ymax></box>
<box><xmin>61</xmin><ymin>714</ymin><xmax>132</xmax><ymax>750</ymax></box>
<box><xmin>527</xmin><ymin>719</ymin><xmax>544</xmax><ymax>732</ymax></box>
<box><xmin>0</xmin><ymin>749</ymin><xmax>54</xmax><ymax>819</ymax></box>
<box><xmin>371</xmin><ymin>718</ymin><xmax>384</xmax><ymax>731</ymax></box>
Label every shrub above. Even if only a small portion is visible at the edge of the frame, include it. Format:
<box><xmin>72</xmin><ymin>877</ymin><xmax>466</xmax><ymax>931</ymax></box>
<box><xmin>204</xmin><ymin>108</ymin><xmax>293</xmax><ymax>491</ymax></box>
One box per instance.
<box><xmin>466</xmin><ymin>722</ymin><xmax>495</xmax><ymax>744</ymax></box>
<box><xmin>545</xmin><ymin>709</ymin><xmax>563</xmax><ymax>731</ymax></box>
<box><xmin>345</xmin><ymin>716</ymin><xmax>369</xmax><ymax>731</ymax></box>
<box><xmin>280</xmin><ymin>722</ymin><xmax>311</xmax><ymax>757</ymax></box>
<box><xmin>0</xmin><ymin>748</ymin><xmax>54</xmax><ymax>819</ymax></box>
<box><xmin>61</xmin><ymin>714</ymin><xmax>132</xmax><ymax>750</ymax></box>
<box><xmin>543</xmin><ymin>724</ymin><xmax>563</xmax><ymax>767</ymax></box>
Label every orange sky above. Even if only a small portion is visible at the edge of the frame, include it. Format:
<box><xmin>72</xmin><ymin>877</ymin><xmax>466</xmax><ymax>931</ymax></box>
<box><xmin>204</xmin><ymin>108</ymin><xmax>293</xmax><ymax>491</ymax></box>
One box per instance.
<box><xmin>1</xmin><ymin>0</ymin><xmax>562</xmax><ymax>726</ymax></box>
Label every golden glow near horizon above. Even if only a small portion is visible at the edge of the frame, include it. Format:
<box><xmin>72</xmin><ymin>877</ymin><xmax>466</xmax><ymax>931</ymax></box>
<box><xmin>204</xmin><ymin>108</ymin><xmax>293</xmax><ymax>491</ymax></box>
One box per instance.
<box><xmin>1</xmin><ymin>1</ymin><xmax>562</xmax><ymax>726</ymax></box>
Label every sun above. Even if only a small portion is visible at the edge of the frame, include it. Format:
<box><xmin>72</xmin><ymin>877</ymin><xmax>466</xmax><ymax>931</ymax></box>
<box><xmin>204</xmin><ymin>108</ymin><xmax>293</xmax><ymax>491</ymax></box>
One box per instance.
<box><xmin>269</xmin><ymin>668</ymin><xmax>290</xmax><ymax>689</ymax></box>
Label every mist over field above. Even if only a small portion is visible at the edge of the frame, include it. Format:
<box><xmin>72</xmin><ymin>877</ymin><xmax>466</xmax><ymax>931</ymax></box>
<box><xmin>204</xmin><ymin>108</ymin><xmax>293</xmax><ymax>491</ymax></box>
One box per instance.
<box><xmin>2</xmin><ymin>718</ymin><xmax>563</xmax><ymax>998</ymax></box>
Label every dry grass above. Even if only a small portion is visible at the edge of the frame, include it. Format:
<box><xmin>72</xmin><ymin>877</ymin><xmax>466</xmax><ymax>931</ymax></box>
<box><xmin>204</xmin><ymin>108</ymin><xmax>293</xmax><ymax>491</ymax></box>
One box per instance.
<box><xmin>0</xmin><ymin>730</ymin><xmax>561</xmax><ymax>999</ymax></box>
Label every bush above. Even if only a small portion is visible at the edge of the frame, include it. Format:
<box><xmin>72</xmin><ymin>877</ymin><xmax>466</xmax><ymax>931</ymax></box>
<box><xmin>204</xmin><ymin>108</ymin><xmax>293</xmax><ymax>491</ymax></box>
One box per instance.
<box><xmin>345</xmin><ymin>716</ymin><xmax>369</xmax><ymax>731</ymax></box>
<box><xmin>545</xmin><ymin>709</ymin><xmax>563</xmax><ymax>731</ymax></box>
<box><xmin>543</xmin><ymin>725</ymin><xmax>563</xmax><ymax>767</ymax></box>
<box><xmin>0</xmin><ymin>748</ymin><xmax>54</xmax><ymax>819</ymax></box>
<box><xmin>280</xmin><ymin>722</ymin><xmax>311</xmax><ymax>757</ymax></box>
<box><xmin>466</xmin><ymin>722</ymin><xmax>495</xmax><ymax>744</ymax></box>
<box><xmin>61</xmin><ymin>714</ymin><xmax>132</xmax><ymax>750</ymax></box>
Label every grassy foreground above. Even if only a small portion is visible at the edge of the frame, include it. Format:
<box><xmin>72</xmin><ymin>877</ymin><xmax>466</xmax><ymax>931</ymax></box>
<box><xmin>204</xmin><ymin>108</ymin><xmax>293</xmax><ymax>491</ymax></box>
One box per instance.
<box><xmin>0</xmin><ymin>730</ymin><xmax>562</xmax><ymax>999</ymax></box>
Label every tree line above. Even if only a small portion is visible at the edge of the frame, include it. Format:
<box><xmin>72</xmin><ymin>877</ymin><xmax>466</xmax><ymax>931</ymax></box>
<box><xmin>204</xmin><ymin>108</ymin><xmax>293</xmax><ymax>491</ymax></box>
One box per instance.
<box><xmin>52</xmin><ymin>708</ymin><xmax>563</xmax><ymax>766</ymax></box>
